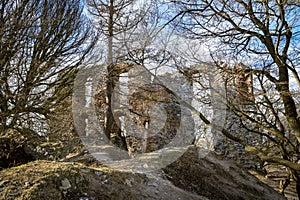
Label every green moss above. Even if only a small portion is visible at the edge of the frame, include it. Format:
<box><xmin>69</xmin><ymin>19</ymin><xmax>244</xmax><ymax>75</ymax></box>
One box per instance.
<box><xmin>0</xmin><ymin>160</ymin><xmax>145</xmax><ymax>200</ymax></box>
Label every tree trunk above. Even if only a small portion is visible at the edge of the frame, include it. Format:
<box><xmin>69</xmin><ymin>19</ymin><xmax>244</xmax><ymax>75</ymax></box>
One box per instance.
<box><xmin>104</xmin><ymin>0</ymin><xmax>127</xmax><ymax>150</ymax></box>
<box><xmin>104</xmin><ymin>0</ymin><xmax>115</xmax><ymax>141</ymax></box>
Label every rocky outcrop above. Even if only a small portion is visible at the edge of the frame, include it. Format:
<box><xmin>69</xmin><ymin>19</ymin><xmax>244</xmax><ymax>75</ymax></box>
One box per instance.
<box><xmin>163</xmin><ymin>146</ymin><xmax>284</xmax><ymax>200</ymax></box>
<box><xmin>0</xmin><ymin>146</ymin><xmax>286</xmax><ymax>200</ymax></box>
<box><xmin>0</xmin><ymin>128</ymin><xmax>82</xmax><ymax>170</ymax></box>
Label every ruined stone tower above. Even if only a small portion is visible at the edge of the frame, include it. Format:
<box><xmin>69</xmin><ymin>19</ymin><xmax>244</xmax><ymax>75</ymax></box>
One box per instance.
<box><xmin>94</xmin><ymin>64</ymin><xmax>191</xmax><ymax>156</ymax></box>
<box><xmin>124</xmin><ymin>67</ymin><xmax>194</xmax><ymax>157</ymax></box>
<box><xmin>189</xmin><ymin>62</ymin><xmax>260</xmax><ymax>169</ymax></box>
<box><xmin>216</xmin><ymin>64</ymin><xmax>260</xmax><ymax>169</ymax></box>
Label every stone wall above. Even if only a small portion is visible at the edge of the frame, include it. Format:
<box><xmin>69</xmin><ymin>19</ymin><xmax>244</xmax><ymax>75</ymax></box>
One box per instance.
<box><xmin>93</xmin><ymin>63</ymin><xmax>262</xmax><ymax>168</ymax></box>
<box><xmin>94</xmin><ymin>65</ymin><xmax>194</xmax><ymax>157</ymax></box>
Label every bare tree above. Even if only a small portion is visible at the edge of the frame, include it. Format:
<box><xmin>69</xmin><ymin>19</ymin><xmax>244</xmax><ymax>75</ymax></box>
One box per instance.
<box><xmin>0</xmin><ymin>0</ymin><xmax>94</xmax><ymax>134</ymax></box>
<box><xmin>87</xmin><ymin>0</ymin><xmax>150</xmax><ymax>146</ymax></box>
<box><xmin>166</xmin><ymin>0</ymin><xmax>300</xmax><ymax>196</ymax></box>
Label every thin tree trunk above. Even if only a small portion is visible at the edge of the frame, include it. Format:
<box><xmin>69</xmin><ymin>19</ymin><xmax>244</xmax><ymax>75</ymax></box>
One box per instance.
<box><xmin>104</xmin><ymin>0</ymin><xmax>115</xmax><ymax>140</ymax></box>
<box><xmin>104</xmin><ymin>0</ymin><xmax>127</xmax><ymax>150</ymax></box>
